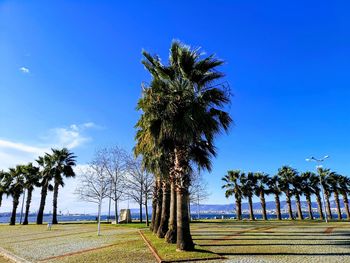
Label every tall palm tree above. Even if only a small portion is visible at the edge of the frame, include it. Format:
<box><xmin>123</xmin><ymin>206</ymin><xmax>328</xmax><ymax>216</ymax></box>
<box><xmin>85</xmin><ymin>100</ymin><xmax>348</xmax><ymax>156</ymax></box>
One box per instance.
<box><xmin>318</xmin><ymin>167</ymin><xmax>333</xmax><ymax>220</ymax></box>
<box><xmin>254</xmin><ymin>172</ymin><xmax>269</xmax><ymax>220</ymax></box>
<box><xmin>338</xmin><ymin>175</ymin><xmax>350</xmax><ymax>220</ymax></box>
<box><xmin>7</xmin><ymin>166</ymin><xmax>25</xmax><ymax>225</ymax></box>
<box><xmin>300</xmin><ymin>172</ymin><xmax>316</xmax><ymax>220</ymax></box>
<box><xmin>50</xmin><ymin>148</ymin><xmax>76</xmax><ymax>224</ymax></box>
<box><xmin>309</xmin><ymin>172</ymin><xmax>325</xmax><ymax>220</ymax></box>
<box><xmin>278</xmin><ymin>166</ymin><xmax>296</xmax><ymax>220</ymax></box>
<box><xmin>138</xmin><ymin>41</ymin><xmax>231</xmax><ymax>251</ymax></box>
<box><xmin>241</xmin><ymin>172</ymin><xmax>256</xmax><ymax>221</ymax></box>
<box><xmin>222</xmin><ymin>170</ymin><xmax>243</xmax><ymax>220</ymax></box>
<box><xmin>292</xmin><ymin>174</ymin><xmax>304</xmax><ymax>220</ymax></box>
<box><xmin>267</xmin><ymin>175</ymin><xmax>282</xmax><ymax>220</ymax></box>
<box><xmin>0</xmin><ymin>170</ymin><xmax>8</xmax><ymax>210</ymax></box>
<box><xmin>36</xmin><ymin>154</ymin><xmax>54</xmax><ymax>224</ymax></box>
<box><xmin>329</xmin><ymin>173</ymin><xmax>342</xmax><ymax>220</ymax></box>
<box><xmin>22</xmin><ymin>163</ymin><xmax>41</xmax><ymax>225</ymax></box>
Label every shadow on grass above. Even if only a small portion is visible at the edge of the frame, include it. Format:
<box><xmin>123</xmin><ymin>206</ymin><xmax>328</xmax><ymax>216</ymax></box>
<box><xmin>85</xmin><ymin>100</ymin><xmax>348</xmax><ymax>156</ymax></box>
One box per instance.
<box><xmin>199</xmin><ymin>242</ymin><xmax>350</xmax><ymax>247</ymax></box>
<box><xmin>194</xmin><ymin>238</ymin><xmax>350</xmax><ymax>241</ymax></box>
<box><xmin>217</xmin><ymin>252</ymin><xmax>350</xmax><ymax>256</ymax></box>
<box><xmin>192</xmin><ymin>234</ymin><xmax>350</xmax><ymax>237</ymax></box>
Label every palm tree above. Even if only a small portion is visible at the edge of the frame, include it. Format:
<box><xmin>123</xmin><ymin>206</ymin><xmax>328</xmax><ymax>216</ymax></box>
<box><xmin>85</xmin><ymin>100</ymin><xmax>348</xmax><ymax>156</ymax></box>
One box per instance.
<box><xmin>241</xmin><ymin>172</ymin><xmax>256</xmax><ymax>220</ymax></box>
<box><xmin>254</xmin><ymin>172</ymin><xmax>269</xmax><ymax>220</ymax></box>
<box><xmin>300</xmin><ymin>172</ymin><xmax>316</xmax><ymax>220</ymax></box>
<box><xmin>0</xmin><ymin>170</ymin><xmax>8</xmax><ymax>210</ymax></box>
<box><xmin>318</xmin><ymin>167</ymin><xmax>333</xmax><ymax>220</ymax></box>
<box><xmin>309</xmin><ymin>172</ymin><xmax>325</xmax><ymax>220</ymax></box>
<box><xmin>267</xmin><ymin>175</ymin><xmax>282</xmax><ymax>220</ymax></box>
<box><xmin>338</xmin><ymin>175</ymin><xmax>350</xmax><ymax>220</ymax></box>
<box><xmin>292</xmin><ymin>174</ymin><xmax>304</xmax><ymax>220</ymax></box>
<box><xmin>50</xmin><ymin>148</ymin><xmax>76</xmax><ymax>224</ymax></box>
<box><xmin>7</xmin><ymin>166</ymin><xmax>25</xmax><ymax>225</ymax></box>
<box><xmin>22</xmin><ymin>163</ymin><xmax>41</xmax><ymax>225</ymax></box>
<box><xmin>138</xmin><ymin>41</ymin><xmax>231</xmax><ymax>251</ymax></box>
<box><xmin>36</xmin><ymin>154</ymin><xmax>54</xmax><ymax>224</ymax></box>
<box><xmin>222</xmin><ymin>170</ymin><xmax>243</xmax><ymax>220</ymax></box>
<box><xmin>278</xmin><ymin>166</ymin><xmax>296</xmax><ymax>220</ymax></box>
<box><xmin>328</xmin><ymin>173</ymin><xmax>342</xmax><ymax>220</ymax></box>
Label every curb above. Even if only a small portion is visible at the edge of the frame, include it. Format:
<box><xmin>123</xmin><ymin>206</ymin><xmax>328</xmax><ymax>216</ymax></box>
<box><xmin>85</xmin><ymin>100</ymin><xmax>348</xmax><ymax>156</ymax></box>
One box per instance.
<box><xmin>138</xmin><ymin>230</ymin><xmax>225</xmax><ymax>263</ymax></box>
<box><xmin>0</xmin><ymin>247</ymin><xmax>31</xmax><ymax>263</ymax></box>
<box><xmin>139</xmin><ymin>230</ymin><xmax>163</xmax><ymax>263</ymax></box>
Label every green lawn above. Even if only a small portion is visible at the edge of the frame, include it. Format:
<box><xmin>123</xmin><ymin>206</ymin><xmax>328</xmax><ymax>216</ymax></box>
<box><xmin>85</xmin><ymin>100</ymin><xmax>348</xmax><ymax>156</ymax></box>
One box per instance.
<box><xmin>191</xmin><ymin>220</ymin><xmax>350</xmax><ymax>263</ymax></box>
<box><xmin>0</xmin><ymin>220</ymin><xmax>350</xmax><ymax>263</ymax></box>
<box><xmin>0</xmin><ymin>223</ymin><xmax>154</xmax><ymax>263</ymax></box>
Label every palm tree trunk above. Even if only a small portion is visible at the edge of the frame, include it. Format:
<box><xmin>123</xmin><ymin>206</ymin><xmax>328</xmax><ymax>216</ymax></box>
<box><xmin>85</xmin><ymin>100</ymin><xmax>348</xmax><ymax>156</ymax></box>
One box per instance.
<box><xmin>325</xmin><ymin>192</ymin><xmax>332</xmax><ymax>220</ymax></box>
<box><xmin>295</xmin><ymin>193</ymin><xmax>303</xmax><ymax>220</ymax></box>
<box><xmin>10</xmin><ymin>194</ymin><xmax>20</xmax><ymax>225</ymax></box>
<box><xmin>176</xmin><ymin>182</ymin><xmax>194</xmax><ymax>251</ymax></box>
<box><xmin>174</xmin><ymin>146</ymin><xmax>194</xmax><ymax>251</ymax></box>
<box><xmin>341</xmin><ymin>191</ymin><xmax>350</xmax><ymax>220</ymax></box>
<box><xmin>286</xmin><ymin>193</ymin><xmax>294</xmax><ymax>220</ymax></box>
<box><xmin>52</xmin><ymin>181</ymin><xmax>59</xmax><ymax>224</ymax></box>
<box><xmin>334</xmin><ymin>191</ymin><xmax>342</xmax><ymax>220</ymax></box>
<box><xmin>315</xmin><ymin>193</ymin><xmax>324</xmax><ymax>220</ymax></box>
<box><xmin>236</xmin><ymin>196</ymin><xmax>242</xmax><ymax>220</ymax></box>
<box><xmin>0</xmin><ymin>193</ymin><xmax>2</xmax><ymax>208</ymax></box>
<box><xmin>248</xmin><ymin>196</ymin><xmax>255</xmax><ymax>220</ymax></box>
<box><xmin>188</xmin><ymin>195</ymin><xmax>191</xmax><ymax>222</ymax></box>
<box><xmin>37</xmin><ymin>180</ymin><xmax>48</xmax><ymax>224</ymax></box>
<box><xmin>305</xmin><ymin>194</ymin><xmax>313</xmax><ymax>220</ymax></box>
<box><xmin>153</xmin><ymin>179</ymin><xmax>162</xmax><ymax>234</ymax></box>
<box><xmin>260</xmin><ymin>191</ymin><xmax>267</xmax><ymax>220</ymax></box>
<box><xmin>165</xmin><ymin>177</ymin><xmax>177</xmax><ymax>244</ymax></box>
<box><xmin>157</xmin><ymin>180</ymin><xmax>170</xmax><ymax>238</ymax></box>
<box><xmin>23</xmin><ymin>188</ymin><xmax>33</xmax><ymax>225</ymax></box>
<box><xmin>150</xmin><ymin>193</ymin><xmax>157</xmax><ymax>231</ymax></box>
<box><xmin>19</xmin><ymin>191</ymin><xmax>25</xmax><ymax>224</ymax></box>
<box><xmin>275</xmin><ymin>194</ymin><xmax>281</xmax><ymax>220</ymax></box>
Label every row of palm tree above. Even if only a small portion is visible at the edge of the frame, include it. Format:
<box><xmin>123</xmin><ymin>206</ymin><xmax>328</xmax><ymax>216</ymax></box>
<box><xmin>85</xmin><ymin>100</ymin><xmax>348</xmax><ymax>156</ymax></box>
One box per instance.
<box><xmin>0</xmin><ymin>148</ymin><xmax>76</xmax><ymax>225</ymax></box>
<box><xmin>135</xmin><ymin>41</ymin><xmax>231</xmax><ymax>251</ymax></box>
<box><xmin>222</xmin><ymin>166</ymin><xmax>350</xmax><ymax>221</ymax></box>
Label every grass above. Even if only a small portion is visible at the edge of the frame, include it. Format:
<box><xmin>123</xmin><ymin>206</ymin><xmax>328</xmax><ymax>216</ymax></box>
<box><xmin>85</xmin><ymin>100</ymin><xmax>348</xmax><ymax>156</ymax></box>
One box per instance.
<box><xmin>142</xmin><ymin>230</ymin><xmax>221</xmax><ymax>261</ymax></box>
<box><xmin>0</xmin><ymin>256</ymin><xmax>12</xmax><ymax>263</ymax></box>
<box><xmin>0</xmin><ymin>223</ymin><xmax>154</xmax><ymax>263</ymax></box>
<box><xmin>191</xmin><ymin>220</ymin><xmax>350</xmax><ymax>263</ymax></box>
<box><xmin>1</xmin><ymin>220</ymin><xmax>350</xmax><ymax>262</ymax></box>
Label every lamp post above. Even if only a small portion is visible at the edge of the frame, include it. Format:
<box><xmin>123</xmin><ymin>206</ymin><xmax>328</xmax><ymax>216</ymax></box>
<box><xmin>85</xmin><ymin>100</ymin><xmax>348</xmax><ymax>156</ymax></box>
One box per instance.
<box><xmin>305</xmin><ymin>155</ymin><xmax>329</xmax><ymax>223</ymax></box>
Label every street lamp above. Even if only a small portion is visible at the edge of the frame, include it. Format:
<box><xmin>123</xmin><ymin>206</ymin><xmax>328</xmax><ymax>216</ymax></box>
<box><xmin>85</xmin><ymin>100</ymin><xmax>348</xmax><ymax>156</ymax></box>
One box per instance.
<box><xmin>305</xmin><ymin>155</ymin><xmax>329</xmax><ymax>223</ymax></box>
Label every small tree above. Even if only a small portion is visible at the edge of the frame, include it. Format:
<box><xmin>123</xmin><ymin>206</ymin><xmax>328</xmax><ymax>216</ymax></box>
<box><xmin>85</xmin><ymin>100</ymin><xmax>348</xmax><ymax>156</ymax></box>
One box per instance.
<box><xmin>124</xmin><ymin>157</ymin><xmax>153</xmax><ymax>223</ymax></box>
<box><xmin>75</xmin><ymin>161</ymin><xmax>110</xmax><ymax>236</ymax></box>
<box><xmin>98</xmin><ymin>146</ymin><xmax>127</xmax><ymax>223</ymax></box>
<box><xmin>189</xmin><ymin>169</ymin><xmax>210</xmax><ymax>220</ymax></box>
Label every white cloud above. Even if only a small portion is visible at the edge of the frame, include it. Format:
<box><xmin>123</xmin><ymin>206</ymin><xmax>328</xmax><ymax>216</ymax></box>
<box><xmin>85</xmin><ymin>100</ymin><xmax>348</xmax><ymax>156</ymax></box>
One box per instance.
<box><xmin>0</xmin><ymin>123</ymin><xmax>119</xmax><ymax>214</ymax></box>
<box><xmin>0</xmin><ymin>122</ymin><xmax>99</xmax><ymax>169</ymax></box>
<box><xmin>19</xmin><ymin>66</ymin><xmax>30</xmax><ymax>74</ymax></box>
<box><xmin>0</xmin><ymin>139</ymin><xmax>47</xmax><ymax>154</ymax></box>
<box><xmin>47</xmin><ymin>122</ymin><xmax>100</xmax><ymax>149</ymax></box>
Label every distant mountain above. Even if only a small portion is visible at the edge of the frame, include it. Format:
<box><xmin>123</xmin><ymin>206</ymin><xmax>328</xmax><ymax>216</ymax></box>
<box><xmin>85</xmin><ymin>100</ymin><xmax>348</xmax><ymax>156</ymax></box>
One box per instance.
<box><xmin>188</xmin><ymin>199</ymin><xmax>345</xmax><ymax>213</ymax></box>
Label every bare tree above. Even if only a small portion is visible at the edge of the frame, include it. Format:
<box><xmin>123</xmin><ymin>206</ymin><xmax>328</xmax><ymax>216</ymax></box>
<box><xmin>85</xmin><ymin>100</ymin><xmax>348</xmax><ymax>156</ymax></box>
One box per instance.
<box><xmin>189</xmin><ymin>169</ymin><xmax>210</xmax><ymax>220</ymax></box>
<box><xmin>124</xmin><ymin>157</ymin><xmax>153</xmax><ymax>223</ymax></box>
<box><xmin>75</xmin><ymin>161</ymin><xmax>110</xmax><ymax>236</ymax></box>
<box><xmin>98</xmin><ymin>146</ymin><xmax>127</xmax><ymax>223</ymax></box>
<box><xmin>142</xmin><ymin>169</ymin><xmax>154</xmax><ymax>226</ymax></box>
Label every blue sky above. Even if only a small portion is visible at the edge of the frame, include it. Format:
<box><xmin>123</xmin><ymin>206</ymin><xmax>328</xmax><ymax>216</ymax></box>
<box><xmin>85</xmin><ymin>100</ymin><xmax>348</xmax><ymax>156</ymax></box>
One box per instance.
<box><xmin>0</xmin><ymin>1</ymin><xmax>349</xmax><ymax>213</ymax></box>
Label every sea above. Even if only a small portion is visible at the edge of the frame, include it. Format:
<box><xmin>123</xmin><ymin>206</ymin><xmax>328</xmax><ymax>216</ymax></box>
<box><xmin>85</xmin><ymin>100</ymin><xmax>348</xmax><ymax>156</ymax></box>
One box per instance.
<box><xmin>0</xmin><ymin>212</ymin><xmax>343</xmax><ymax>224</ymax></box>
